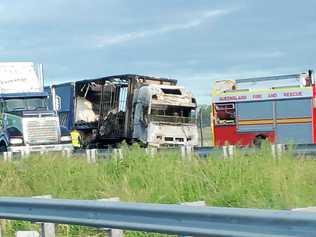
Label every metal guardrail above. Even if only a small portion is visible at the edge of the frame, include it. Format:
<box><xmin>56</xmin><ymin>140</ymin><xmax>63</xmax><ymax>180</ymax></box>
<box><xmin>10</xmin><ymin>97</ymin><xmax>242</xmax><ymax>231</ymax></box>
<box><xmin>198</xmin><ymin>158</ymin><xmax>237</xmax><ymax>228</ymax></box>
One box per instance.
<box><xmin>1</xmin><ymin>198</ymin><xmax>316</xmax><ymax>236</ymax></box>
<box><xmin>3</xmin><ymin>143</ymin><xmax>316</xmax><ymax>162</ymax></box>
<box><xmin>194</xmin><ymin>144</ymin><xmax>316</xmax><ymax>157</ymax></box>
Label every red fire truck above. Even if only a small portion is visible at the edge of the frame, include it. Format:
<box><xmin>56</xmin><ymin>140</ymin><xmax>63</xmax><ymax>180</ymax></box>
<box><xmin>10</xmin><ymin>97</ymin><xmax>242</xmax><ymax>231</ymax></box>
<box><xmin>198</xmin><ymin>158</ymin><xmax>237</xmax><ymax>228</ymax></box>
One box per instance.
<box><xmin>211</xmin><ymin>70</ymin><xmax>315</xmax><ymax>146</ymax></box>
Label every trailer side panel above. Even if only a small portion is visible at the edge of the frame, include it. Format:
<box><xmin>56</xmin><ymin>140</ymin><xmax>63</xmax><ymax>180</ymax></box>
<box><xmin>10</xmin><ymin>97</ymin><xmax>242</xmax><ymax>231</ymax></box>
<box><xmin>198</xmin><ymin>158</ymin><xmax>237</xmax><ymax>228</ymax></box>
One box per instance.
<box><xmin>54</xmin><ymin>83</ymin><xmax>75</xmax><ymax>131</ymax></box>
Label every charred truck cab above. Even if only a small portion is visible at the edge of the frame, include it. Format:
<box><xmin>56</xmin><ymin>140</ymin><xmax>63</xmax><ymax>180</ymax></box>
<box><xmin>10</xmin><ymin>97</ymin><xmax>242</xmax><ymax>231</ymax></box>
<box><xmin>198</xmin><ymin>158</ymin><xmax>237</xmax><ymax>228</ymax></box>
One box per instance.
<box><xmin>47</xmin><ymin>74</ymin><xmax>198</xmax><ymax>147</ymax></box>
<box><xmin>0</xmin><ymin>62</ymin><xmax>72</xmax><ymax>152</ymax></box>
<box><xmin>134</xmin><ymin>84</ymin><xmax>198</xmax><ymax>147</ymax></box>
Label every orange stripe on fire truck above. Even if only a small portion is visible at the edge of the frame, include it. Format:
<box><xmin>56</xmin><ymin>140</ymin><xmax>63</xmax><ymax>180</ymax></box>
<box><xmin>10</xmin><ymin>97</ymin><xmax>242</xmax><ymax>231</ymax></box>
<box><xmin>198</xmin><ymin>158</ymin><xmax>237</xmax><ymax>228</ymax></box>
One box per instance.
<box><xmin>239</xmin><ymin>117</ymin><xmax>311</xmax><ymax>125</ymax></box>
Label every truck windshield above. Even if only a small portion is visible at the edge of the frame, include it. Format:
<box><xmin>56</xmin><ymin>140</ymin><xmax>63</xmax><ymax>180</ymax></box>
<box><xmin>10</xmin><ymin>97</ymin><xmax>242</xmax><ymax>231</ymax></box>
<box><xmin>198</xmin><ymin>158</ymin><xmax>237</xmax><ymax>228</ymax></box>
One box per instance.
<box><xmin>4</xmin><ymin>97</ymin><xmax>48</xmax><ymax>112</ymax></box>
<box><xmin>150</xmin><ymin>105</ymin><xmax>196</xmax><ymax>124</ymax></box>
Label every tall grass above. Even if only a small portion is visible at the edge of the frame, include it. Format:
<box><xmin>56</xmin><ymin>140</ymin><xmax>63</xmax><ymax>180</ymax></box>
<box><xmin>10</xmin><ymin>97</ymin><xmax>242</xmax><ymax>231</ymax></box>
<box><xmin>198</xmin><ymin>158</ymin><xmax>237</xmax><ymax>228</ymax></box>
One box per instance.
<box><xmin>1</xmin><ymin>144</ymin><xmax>316</xmax><ymax>236</ymax></box>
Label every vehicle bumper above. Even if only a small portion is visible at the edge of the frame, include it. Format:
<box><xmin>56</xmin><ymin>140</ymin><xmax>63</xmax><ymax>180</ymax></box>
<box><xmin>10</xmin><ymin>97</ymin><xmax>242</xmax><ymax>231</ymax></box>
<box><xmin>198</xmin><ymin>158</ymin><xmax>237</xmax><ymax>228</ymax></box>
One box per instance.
<box><xmin>8</xmin><ymin>143</ymin><xmax>73</xmax><ymax>153</ymax></box>
<box><xmin>148</xmin><ymin>142</ymin><xmax>197</xmax><ymax>148</ymax></box>
<box><xmin>147</xmin><ymin>123</ymin><xmax>199</xmax><ymax>147</ymax></box>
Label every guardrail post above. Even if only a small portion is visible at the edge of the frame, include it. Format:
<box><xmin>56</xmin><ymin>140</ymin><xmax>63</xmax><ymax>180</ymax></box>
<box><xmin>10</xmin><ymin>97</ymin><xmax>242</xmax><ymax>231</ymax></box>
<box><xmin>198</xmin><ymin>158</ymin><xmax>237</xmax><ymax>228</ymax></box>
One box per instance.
<box><xmin>181</xmin><ymin>146</ymin><xmax>193</xmax><ymax>160</ymax></box>
<box><xmin>277</xmin><ymin>144</ymin><xmax>284</xmax><ymax>157</ymax></box>
<box><xmin>222</xmin><ymin>146</ymin><xmax>228</xmax><ymax>159</ymax></box>
<box><xmin>66</xmin><ymin>148</ymin><xmax>72</xmax><ymax>158</ymax></box>
<box><xmin>151</xmin><ymin>148</ymin><xmax>157</xmax><ymax>157</ymax></box>
<box><xmin>25</xmin><ymin>147</ymin><xmax>30</xmax><ymax>157</ymax></box>
<box><xmin>21</xmin><ymin>148</ymin><xmax>30</xmax><ymax>158</ymax></box>
<box><xmin>113</xmin><ymin>149</ymin><xmax>117</xmax><ymax>160</ymax></box>
<box><xmin>181</xmin><ymin>146</ymin><xmax>186</xmax><ymax>159</ymax></box>
<box><xmin>40</xmin><ymin>148</ymin><xmax>45</xmax><ymax>155</ymax></box>
<box><xmin>15</xmin><ymin>231</ymin><xmax>40</xmax><ymax>237</ymax></box>
<box><xmin>271</xmin><ymin>144</ymin><xmax>284</xmax><ymax>159</ymax></box>
<box><xmin>40</xmin><ymin>222</ymin><xmax>55</xmax><ymax>237</ymax></box>
<box><xmin>3</xmin><ymin>152</ymin><xmax>12</xmax><ymax>162</ymax></box>
<box><xmin>0</xmin><ymin>219</ymin><xmax>3</xmax><ymax>237</ymax></box>
<box><xmin>118</xmin><ymin>149</ymin><xmax>123</xmax><ymax>160</ymax></box>
<box><xmin>98</xmin><ymin>197</ymin><xmax>123</xmax><ymax>237</ymax></box>
<box><xmin>186</xmin><ymin>146</ymin><xmax>193</xmax><ymax>160</ymax></box>
<box><xmin>86</xmin><ymin>149</ymin><xmax>91</xmax><ymax>163</ymax></box>
<box><xmin>91</xmin><ymin>149</ymin><xmax>97</xmax><ymax>163</ymax></box>
<box><xmin>86</xmin><ymin>149</ymin><xmax>97</xmax><ymax>163</ymax></box>
<box><xmin>271</xmin><ymin>144</ymin><xmax>276</xmax><ymax>158</ymax></box>
<box><xmin>108</xmin><ymin>228</ymin><xmax>123</xmax><ymax>237</ymax></box>
<box><xmin>228</xmin><ymin>145</ymin><xmax>235</xmax><ymax>158</ymax></box>
<box><xmin>62</xmin><ymin>148</ymin><xmax>72</xmax><ymax>158</ymax></box>
<box><xmin>113</xmin><ymin>149</ymin><xmax>123</xmax><ymax>160</ymax></box>
<box><xmin>145</xmin><ymin>148</ymin><xmax>157</xmax><ymax>158</ymax></box>
<box><xmin>32</xmin><ymin>195</ymin><xmax>55</xmax><ymax>237</ymax></box>
<box><xmin>179</xmin><ymin>201</ymin><xmax>206</xmax><ymax>237</ymax></box>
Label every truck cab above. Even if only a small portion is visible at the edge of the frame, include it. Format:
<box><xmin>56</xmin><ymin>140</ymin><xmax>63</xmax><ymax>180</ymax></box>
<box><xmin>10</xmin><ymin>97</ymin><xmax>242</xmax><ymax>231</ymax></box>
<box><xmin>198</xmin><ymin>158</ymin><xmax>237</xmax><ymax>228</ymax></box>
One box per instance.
<box><xmin>0</xmin><ymin>62</ymin><xmax>72</xmax><ymax>153</ymax></box>
<box><xmin>133</xmin><ymin>84</ymin><xmax>198</xmax><ymax>147</ymax></box>
<box><xmin>0</xmin><ymin>93</ymin><xmax>71</xmax><ymax>152</ymax></box>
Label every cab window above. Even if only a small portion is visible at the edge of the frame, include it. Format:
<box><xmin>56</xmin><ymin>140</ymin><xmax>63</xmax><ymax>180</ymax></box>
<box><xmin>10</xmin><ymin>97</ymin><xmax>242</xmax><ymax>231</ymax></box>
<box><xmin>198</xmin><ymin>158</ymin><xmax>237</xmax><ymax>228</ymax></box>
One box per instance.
<box><xmin>0</xmin><ymin>101</ymin><xmax>4</xmax><ymax>127</ymax></box>
<box><xmin>215</xmin><ymin>103</ymin><xmax>236</xmax><ymax>125</ymax></box>
<box><xmin>0</xmin><ymin>102</ymin><xmax>4</xmax><ymax>113</ymax></box>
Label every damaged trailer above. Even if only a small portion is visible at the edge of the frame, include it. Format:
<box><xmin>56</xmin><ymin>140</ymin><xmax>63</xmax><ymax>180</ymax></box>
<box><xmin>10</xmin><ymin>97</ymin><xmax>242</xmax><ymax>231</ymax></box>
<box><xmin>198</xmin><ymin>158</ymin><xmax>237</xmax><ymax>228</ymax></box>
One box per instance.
<box><xmin>46</xmin><ymin>74</ymin><xmax>198</xmax><ymax>148</ymax></box>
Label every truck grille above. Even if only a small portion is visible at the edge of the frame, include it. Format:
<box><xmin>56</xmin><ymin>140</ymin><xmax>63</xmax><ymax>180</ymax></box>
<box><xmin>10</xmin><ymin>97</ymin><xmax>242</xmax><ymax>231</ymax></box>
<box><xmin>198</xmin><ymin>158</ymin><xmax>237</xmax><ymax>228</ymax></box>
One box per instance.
<box><xmin>24</xmin><ymin>118</ymin><xmax>59</xmax><ymax>145</ymax></box>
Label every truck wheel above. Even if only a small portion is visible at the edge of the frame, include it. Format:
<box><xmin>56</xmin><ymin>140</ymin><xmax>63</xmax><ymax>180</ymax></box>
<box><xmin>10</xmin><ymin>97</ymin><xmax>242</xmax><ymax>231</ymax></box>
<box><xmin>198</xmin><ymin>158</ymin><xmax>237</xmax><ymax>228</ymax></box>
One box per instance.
<box><xmin>253</xmin><ymin>135</ymin><xmax>266</xmax><ymax>148</ymax></box>
<box><xmin>0</xmin><ymin>143</ymin><xmax>7</xmax><ymax>152</ymax></box>
<box><xmin>139</xmin><ymin>141</ymin><xmax>148</xmax><ymax>148</ymax></box>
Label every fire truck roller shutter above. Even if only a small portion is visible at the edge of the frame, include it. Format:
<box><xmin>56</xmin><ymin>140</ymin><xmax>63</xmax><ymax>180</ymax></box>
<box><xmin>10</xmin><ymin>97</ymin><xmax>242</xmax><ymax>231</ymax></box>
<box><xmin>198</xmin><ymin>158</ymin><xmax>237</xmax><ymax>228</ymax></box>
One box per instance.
<box><xmin>236</xmin><ymin>101</ymin><xmax>274</xmax><ymax>132</ymax></box>
<box><xmin>275</xmin><ymin>98</ymin><xmax>312</xmax><ymax>144</ymax></box>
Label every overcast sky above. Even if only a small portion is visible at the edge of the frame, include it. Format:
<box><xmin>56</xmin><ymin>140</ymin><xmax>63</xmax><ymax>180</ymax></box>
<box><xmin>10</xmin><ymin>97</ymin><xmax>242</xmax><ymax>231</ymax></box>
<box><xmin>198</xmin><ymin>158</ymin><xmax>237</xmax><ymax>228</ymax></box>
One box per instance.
<box><xmin>0</xmin><ymin>0</ymin><xmax>315</xmax><ymax>104</ymax></box>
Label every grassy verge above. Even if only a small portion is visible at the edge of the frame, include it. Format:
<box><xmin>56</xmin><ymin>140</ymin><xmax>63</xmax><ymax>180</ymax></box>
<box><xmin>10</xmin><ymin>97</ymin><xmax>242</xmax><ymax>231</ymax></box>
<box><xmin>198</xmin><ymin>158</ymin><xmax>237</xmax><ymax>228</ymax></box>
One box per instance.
<box><xmin>1</xmin><ymin>144</ymin><xmax>316</xmax><ymax>236</ymax></box>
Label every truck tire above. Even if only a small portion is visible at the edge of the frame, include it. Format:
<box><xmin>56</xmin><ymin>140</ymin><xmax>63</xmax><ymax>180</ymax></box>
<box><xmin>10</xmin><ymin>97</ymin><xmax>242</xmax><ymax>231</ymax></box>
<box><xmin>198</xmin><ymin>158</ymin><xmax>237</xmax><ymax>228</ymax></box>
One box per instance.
<box><xmin>253</xmin><ymin>135</ymin><xmax>266</xmax><ymax>148</ymax></box>
<box><xmin>0</xmin><ymin>142</ymin><xmax>7</xmax><ymax>152</ymax></box>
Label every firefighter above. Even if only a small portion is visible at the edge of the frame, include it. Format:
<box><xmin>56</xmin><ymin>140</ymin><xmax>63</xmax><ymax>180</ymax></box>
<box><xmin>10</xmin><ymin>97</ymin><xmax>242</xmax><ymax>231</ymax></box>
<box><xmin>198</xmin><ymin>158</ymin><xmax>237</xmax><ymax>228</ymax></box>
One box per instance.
<box><xmin>70</xmin><ymin>129</ymin><xmax>81</xmax><ymax>149</ymax></box>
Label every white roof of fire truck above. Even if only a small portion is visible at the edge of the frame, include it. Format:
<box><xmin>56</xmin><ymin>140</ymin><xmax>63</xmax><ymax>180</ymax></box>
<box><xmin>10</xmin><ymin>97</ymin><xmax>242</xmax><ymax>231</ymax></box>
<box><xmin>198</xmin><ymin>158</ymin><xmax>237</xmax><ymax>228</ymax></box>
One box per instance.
<box><xmin>212</xmin><ymin>70</ymin><xmax>314</xmax><ymax>103</ymax></box>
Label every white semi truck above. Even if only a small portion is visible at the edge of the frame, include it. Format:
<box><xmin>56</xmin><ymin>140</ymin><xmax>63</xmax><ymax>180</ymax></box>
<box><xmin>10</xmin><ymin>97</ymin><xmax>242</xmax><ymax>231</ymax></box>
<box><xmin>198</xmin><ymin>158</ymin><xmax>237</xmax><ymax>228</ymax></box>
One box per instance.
<box><xmin>0</xmin><ymin>62</ymin><xmax>72</xmax><ymax>152</ymax></box>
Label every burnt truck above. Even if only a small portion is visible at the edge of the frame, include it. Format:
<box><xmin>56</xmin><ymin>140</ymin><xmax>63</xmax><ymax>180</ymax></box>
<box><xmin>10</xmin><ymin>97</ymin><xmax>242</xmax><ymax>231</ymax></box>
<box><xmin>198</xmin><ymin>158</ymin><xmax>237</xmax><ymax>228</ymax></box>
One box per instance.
<box><xmin>46</xmin><ymin>74</ymin><xmax>198</xmax><ymax>147</ymax></box>
<box><xmin>0</xmin><ymin>62</ymin><xmax>72</xmax><ymax>152</ymax></box>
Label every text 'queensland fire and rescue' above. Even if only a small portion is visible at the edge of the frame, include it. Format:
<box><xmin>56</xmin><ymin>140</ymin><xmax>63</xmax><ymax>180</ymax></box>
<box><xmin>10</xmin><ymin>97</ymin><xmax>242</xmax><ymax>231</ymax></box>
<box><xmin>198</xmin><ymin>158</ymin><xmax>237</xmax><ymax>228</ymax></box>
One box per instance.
<box><xmin>219</xmin><ymin>91</ymin><xmax>304</xmax><ymax>102</ymax></box>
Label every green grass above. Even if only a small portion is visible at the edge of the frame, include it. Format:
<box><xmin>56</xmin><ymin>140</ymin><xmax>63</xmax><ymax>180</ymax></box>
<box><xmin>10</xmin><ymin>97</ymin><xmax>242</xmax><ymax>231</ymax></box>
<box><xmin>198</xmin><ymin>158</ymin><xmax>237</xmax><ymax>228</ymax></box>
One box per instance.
<box><xmin>1</xmin><ymin>144</ymin><xmax>316</xmax><ymax>236</ymax></box>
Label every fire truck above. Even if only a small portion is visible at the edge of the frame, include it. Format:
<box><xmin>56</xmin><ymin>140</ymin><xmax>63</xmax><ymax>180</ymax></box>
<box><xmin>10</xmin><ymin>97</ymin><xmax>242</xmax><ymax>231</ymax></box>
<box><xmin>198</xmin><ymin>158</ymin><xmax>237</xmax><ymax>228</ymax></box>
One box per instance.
<box><xmin>211</xmin><ymin>70</ymin><xmax>314</xmax><ymax>146</ymax></box>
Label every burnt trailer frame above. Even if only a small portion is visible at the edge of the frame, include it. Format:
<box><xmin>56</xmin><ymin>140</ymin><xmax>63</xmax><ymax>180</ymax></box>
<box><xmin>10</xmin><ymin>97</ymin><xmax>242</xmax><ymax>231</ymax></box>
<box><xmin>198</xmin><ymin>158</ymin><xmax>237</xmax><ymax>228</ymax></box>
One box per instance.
<box><xmin>47</xmin><ymin>74</ymin><xmax>177</xmax><ymax>146</ymax></box>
